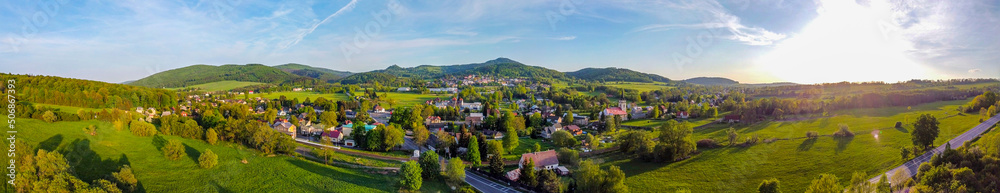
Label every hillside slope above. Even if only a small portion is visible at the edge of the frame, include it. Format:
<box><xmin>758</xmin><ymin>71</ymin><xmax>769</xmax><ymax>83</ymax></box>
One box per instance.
<box><xmin>372</xmin><ymin>58</ymin><xmax>568</xmax><ymax>80</ymax></box>
<box><xmin>682</xmin><ymin>77</ymin><xmax>739</xmax><ymax>85</ymax></box>
<box><xmin>568</xmin><ymin>67</ymin><xmax>671</xmax><ymax>83</ymax></box>
<box><xmin>129</xmin><ymin>64</ymin><xmax>302</xmax><ymax>88</ymax></box>
<box><xmin>273</xmin><ymin>63</ymin><xmax>352</xmax><ymax>83</ymax></box>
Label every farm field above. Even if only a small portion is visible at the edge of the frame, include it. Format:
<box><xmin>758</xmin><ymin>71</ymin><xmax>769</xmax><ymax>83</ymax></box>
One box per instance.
<box><xmin>356</xmin><ymin>92</ymin><xmax>452</xmax><ymax>108</ymax></box>
<box><xmin>257</xmin><ymin>91</ymin><xmax>351</xmax><ymax>101</ymax></box>
<box><xmin>603</xmin><ymin>99</ymin><xmax>983</xmax><ymax>192</ymax></box>
<box><xmin>604</xmin><ymin>82</ymin><xmax>674</xmax><ymax>92</ymax></box>
<box><xmin>14</xmin><ymin>119</ymin><xmax>411</xmax><ymax>192</ymax></box>
<box><xmin>169</xmin><ymin>81</ymin><xmax>265</xmax><ymax>92</ymax></box>
<box><xmin>34</xmin><ymin>103</ymin><xmax>108</xmax><ymax>114</ymax></box>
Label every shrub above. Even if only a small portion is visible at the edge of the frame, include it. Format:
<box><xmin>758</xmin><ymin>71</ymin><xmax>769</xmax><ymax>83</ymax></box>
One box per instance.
<box><xmin>696</xmin><ymin>139</ymin><xmax>718</xmax><ymax>148</ymax></box>
<box><xmin>894</xmin><ymin>121</ymin><xmax>903</xmax><ymax>128</ymax></box>
<box><xmin>556</xmin><ymin>148</ymin><xmax>580</xmax><ymax>167</ymax></box>
<box><xmin>129</xmin><ymin>121</ymin><xmax>157</xmax><ymax>137</ymax></box>
<box><xmin>42</xmin><ymin>110</ymin><xmax>58</xmax><ymax>123</ymax></box>
<box><xmin>742</xmin><ymin>134</ymin><xmax>760</xmax><ymax>147</ymax></box>
<box><xmin>199</xmin><ymin>149</ymin><xmax>218</xmax><ymax>169</ymax></box>
<box><xmin>163</xmin><ymin>139</ymin><xmax>186</xmax><ymax>161</ymax></box>
<box><xmin>400</xmin><ymin>161</ymin><xmax>423</xmax><ymax>191</ymax></box>
<box><xmin>833</xmin><ymin>124</ymin><xmax>854</xmax><ymax>138</ymax></box>
<box><xmin>806</xmin><ymin>131</ymin><xmax>819</xmax><ymax>139</ymax></box>
<box><xmin>112</xmin><ymin>165</ymin><xmax>138</xmax><ymax>192</ymax></box>
<box><xmin>205</xmin><ymin>128</ymin><xmax>218</xmax><ymax>145</ymax></box>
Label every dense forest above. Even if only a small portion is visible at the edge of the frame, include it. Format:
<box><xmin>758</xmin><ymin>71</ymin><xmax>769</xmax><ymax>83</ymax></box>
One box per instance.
<box><xmin>128</xmin><ymin>64</ymin><xmax>305</xmax><ymax>88</ymax></box>
<box><xmin>682</xmin><ymin>77</ymin><xmax>739</xmax><ymax>85</ymax></box>
<box><xmin>567</xmin><ymin>67</ymin><xmax>671</xmax><ymax>83</ymax></box>
<box><xmin>273</xmin><ymin>63</ymin><xmax>352</xmax><ymax>83</ymax></box>
<box><xmin>1</xmin><ymin>73</ymin><xmax>176</xmax><ymax>109</ymax></box>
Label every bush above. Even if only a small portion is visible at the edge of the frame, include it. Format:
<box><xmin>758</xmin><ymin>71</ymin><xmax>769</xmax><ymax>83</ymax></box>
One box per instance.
<box><xmin>833</xmin><ymin>124</ymin><xmax>854</xmax><ymax>138</ymax></box>
<box><xmin>696</xmin><ymin>139</ymin><xmax>718</xmax><ymax>148</ymax></box>
<box><xmin>806</xmin><ymin>131</ymin><xmax>819</xmax><ymax>139</ymax></box>
<box><xmin>163</xmin><ymin>139</ymin><xmax>187</xmax><ymax>161</ymax></box>
<box><xmin>129</xmin><ymin>121</ymin><xmax>157</xmax><ymax>137</ymax></box>
<box><xmin>199</xmin><ymin>149</ymin><xmax>218</xmax><ymax>169</ymax></box>
<box><xmin>556</xmin><ymin>148</ymin><xmax>580</xmax><ymax>167</ymax></box>
<box><xmin>894</xmin><ymin>121</ymin><xmax>903</xmax><ymax>128</ymax></box>
<box><xmin>42</xmin><ymin>110</ymin><xmax>58</xmax><ymax>123</ymax></box>
<box><xmin>112</xmin><ymin>165</ymin><xmax>138</xmax><ymax>192</ymax></box>
<box><xmin>742</xmin><ymin>134</ymin><xmax>760</xmax><ymax>147</ymax></box>
<box><xmin>205</xmin><ymin>128</ymin><xmax>218</xmax><ymax>145</ymax></box>
<box><xmin>400</xmin><ymin>161</ymin><xmax>423</xmax><ymax>191</ymax></box>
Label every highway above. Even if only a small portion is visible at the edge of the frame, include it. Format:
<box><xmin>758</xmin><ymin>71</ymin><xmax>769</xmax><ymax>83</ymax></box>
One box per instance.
<box><xmin>870</xmin><ymin>114</ymin><xmax>1000</xmax><ymax>183</ymax></box>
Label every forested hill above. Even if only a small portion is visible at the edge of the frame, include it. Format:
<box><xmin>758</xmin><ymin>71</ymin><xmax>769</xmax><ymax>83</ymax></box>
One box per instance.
<box><xmin>371</xmin><ymin>58</ymin><xmax>567</xmax><ymax>80</ymax></box>
<box><xmin>1</xmin><ymin>73</ymin><xmax>176</xmax><ymax>109</ymax></box>
<box><xmin>128</xmin><ymin>64</ymin><xmax>303</xmax><ymax>88</ymax></box>
<box><xmin>683</xmin><ymin>77</ymin><xmax>740</xmax><ymax>85</ymax></box>
<box><xmin>567</xmin><ymin>67</ymin><xmax>671</xmax><ymax>83</ymax></box>
<box><xmin>273</xmin><ymin>63</ymin><xmax>352</xmax><ymax>83</ymax></box>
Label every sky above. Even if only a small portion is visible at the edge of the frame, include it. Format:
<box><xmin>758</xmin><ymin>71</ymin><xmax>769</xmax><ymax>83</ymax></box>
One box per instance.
<box><xmin>1</xmin><ymin>0</ymin><xmax>998</xmax><ymax>84</ymax></box>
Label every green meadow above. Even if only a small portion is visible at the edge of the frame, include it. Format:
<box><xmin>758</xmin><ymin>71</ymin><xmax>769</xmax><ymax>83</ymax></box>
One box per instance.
<box><xmin>34</xmin><ymin>103</ymin><xmax>108</xmax><ymax>114</ymax></box>
<box><xmin>15</xmin><ymin>119</ymin><xmax>418</xmax><ymax>192</ymax></box>
<box><xmin>256</xmin><ymin>91</ymin><xmax>351</xmax><ymax>102</ymax></box>
<box><xmin>169</xmin><ymin>81</ymin><xmax>265</xmax><ymax>92</ymax></box>
<box><xmin>602</xmin><ymin>99</ymin><xmax>982</xmax><ymax>192</ymax></box>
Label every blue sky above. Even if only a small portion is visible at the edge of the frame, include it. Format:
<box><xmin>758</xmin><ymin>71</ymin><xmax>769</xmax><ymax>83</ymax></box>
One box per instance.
<box><xmin>1</xmin><ymin>0</ymin><xmax>998</xmax><ymax>84</ymax></box>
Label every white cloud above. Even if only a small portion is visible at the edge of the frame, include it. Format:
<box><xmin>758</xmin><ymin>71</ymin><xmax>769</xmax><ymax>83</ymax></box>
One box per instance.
<box><xmin>553</xmin><ymin>36</ymin><xmax>576</xmax><ymax>40</ymax></box>
<box><xmin>969</xmin><ymin>69</ymin><xmax>981</xmax><ymax>73</ymax></box>
<box><xmin>627</xmin><ymin>0</ymin><xmax>786</xmax><ymax>45</ymax></box>
<box><xmin>444</xmin><ymin>28</ymin><xmax>478</xmax><ymax>36</ymax></box>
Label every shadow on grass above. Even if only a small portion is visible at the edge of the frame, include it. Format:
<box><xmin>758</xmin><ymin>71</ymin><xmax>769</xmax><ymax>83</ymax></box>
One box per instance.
<box><xmin>152</xmin><ymin>135</ymin><xmax>167</xmax><ymax>151</ymax></box>
<box><xmin>38</xmin><ymin>134</ymin><xmax>64</xmax><ymax>151</ymax></box>
<box><xmin>797</xmin><ymin>138</ymin><xmax>817</xmax><ymax>151</ymax></box>
<box><xmin>208</xmin><ymin>180</ymin><xmax>233</xmax><ymax>193</ymax></box>
<box><xmin>895</xmin><ymin>126</ymin><xmax>909</xmax><ymax>133</ymax></box>
<box><xmin>59</xmin><ymin>139</ymin><xmax>136</xmax><ymax>189</ymax></box>
<box><xmin>835</xmin><ymin>136</ymin><xmax>855</xmax><ymax>153</ymax></box>
<box><xmin>184</xmin><ymin>143</ymin><xmax>201</xmax><ymax>163</ymax></box>
<box><xmin>286</xmin><ymin>158</ymin><xmax>386</xmax><ymax>192</ymax></box>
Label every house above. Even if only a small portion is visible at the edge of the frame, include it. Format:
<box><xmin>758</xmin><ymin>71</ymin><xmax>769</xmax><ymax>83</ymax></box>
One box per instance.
<box><xmin>541</xmin><ymin>123</ymin><xmax>563</xmax><ymax>139</ymax></box>
<box><xmin>678</xmin><ymin>111</ymin><xmax>690</xmax><ymax>119</ymax></box>
<box><xmin>556</xmin><ymin>166</ymin><xmax>570</xmax><ymax>175</ymax></box>
<box><xmin>466</xmin><ymin>113</ymin><xmax>484</xmax><ymax>125</ymax></box>
<box><xmin>321</xmin><ymin>130</ymin><xmax>345</xmax><ymax>143</ymax></box>
<box><xmin>723</xmin><ymin>115</ymin><xmax>741</xmax><ymax>123</ymax></box>
<box><xmin>460</xmin><ymin>102</ymin><xmax>482</xmax><ymax>110</ymax></box>
<box><xmin>272</xmin><ymin>121</ymin><xmax>297</xmax><ymax>138</ymax></box>
<box><xmin>338</xmin><ymin>126</ymin><xmax>353</xmax><ymax>138</ymax></box>
<box><xmin>601</xmin><ymin>107</ymin><xmax>628</xmax><ymax>120</ymax></box>
<box><xmin>564</xmin><ymin>125</ymin><xmax>582</xmax><ymax>136</ymax></box>
<box><xmin>519</xmin><ymin>150</ymin><xmax>559</xmax><ymax>170</ymax></box>
<box><xmin>373</xmin><ymin>105</ymin><xmax>386</xmax><ymax>113</ymax></box>
<box><xmin>506</xmin><ymin>168</ymin><xmax>522</xmax><ymax>181</ymax></box>
<box><xmin>546</xmin><ymin>116</ymin><xmax>563</xmax><ymax>125</ymax></box>
<box><xmin>136</xmin><ymin>107</ymin><xmax>144</xmax><ymax>113</ymax></box>
<box><xmin>425</xmin><ymin>116</ymin><xmax>442</xmax><ymax>124</ymax></box>
<box><xmin>344</xmin><ymin>139</ymin><xmax>356</xmax><ymax>147</ymax></box>
<box><xmin>572</xmin><ymin>115</ymin><xmax>589</xmax><ymax>125</ymax></box>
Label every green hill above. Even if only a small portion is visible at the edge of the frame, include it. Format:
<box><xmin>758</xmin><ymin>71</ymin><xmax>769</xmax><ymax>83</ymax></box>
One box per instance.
<box><xmin>169</xmin><ymin>80</ymin><xmax>266</xmax><ymax>92</ymax></box>
<box><xmin>128</xmin><ymin>64</ymin><xmax>301</xmax><ymax>88</ymax></box>
<box><xmin>339</xmin><ymin>72</ymin><xmax>399</xmax><ymax>85</ymax></box>
<box><xmin>567</xmin><ymin>67</ymin><xmax>671</xmax><ymax>83</ymax></box>
<box><xmin>682</xmin><ymin>77</ymin><xmax>740</xmax><ymax>85</ymax></box>
<box><xmin>373</xmin><ymin>57</ymin><xmax>568</xmax><ymax>80</ymax></box>
<box><xmin>273</xmin><ymin>63</ymin><xmax>352</xmax><ymax>83</ymax></box>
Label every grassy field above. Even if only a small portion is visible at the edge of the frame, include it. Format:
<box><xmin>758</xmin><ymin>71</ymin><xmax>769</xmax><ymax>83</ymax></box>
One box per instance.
<box><xmin>34</xmin><ymin>103</ymin><xmax>108</xmax><ymax>114</ymax></box>
<box><xmin>604</xmin><ymin>82</ymin><xmax>674</xmax><ymax>92</ymax></box>
<box><xmin>502</xmin><ymin>137</ymin><xmax>558</xmax><ymax>160</ymax></box>
<box><xmin>169</xmin><ymin>81</ymin><xmax>265</xmax><ymax>92</ymax></box>
<box><xmin>14</xmin><ymin>119</ymin><xmax>420</xmax><ymax>192</ymax></box>
<box><xmin>602</xmin><ymin>99</ymin><xmax>983</xmax><ymax>192</ymax></box>
<box><xmin>622</xmin><ymin>117</ymin><xmax>718</xmax><ymax>129</ymax></box>
<box><xmin>357</xmin><ymin>92</ymin><xmax>452</xmax><ymax>108</ymax></box>
<box><xmin>257</xmin><ymin>91</ymin><xmax>351</xmax><ymax>102</ymax></box>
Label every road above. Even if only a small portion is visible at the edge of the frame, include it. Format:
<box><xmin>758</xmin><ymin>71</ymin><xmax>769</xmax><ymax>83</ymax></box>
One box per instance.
<box><xmin>870</xmin><ymin>114</ymin><xmax>1000</xmax><ymax>183</ymax></box>
<box><xmin>465</xmin><ymin>169</ymin><xmax>521</xmax><ymax>193</ymax></box>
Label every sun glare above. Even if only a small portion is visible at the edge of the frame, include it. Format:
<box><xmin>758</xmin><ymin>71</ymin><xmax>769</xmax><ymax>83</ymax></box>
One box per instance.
<box><xmin>755</xmin><ymin>0</ymin><xmax>931</xmax><ymax>84</ymax></box>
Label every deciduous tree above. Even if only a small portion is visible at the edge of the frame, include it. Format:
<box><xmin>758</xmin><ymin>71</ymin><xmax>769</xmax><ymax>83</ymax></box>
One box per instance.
<box><xmin>911</xmin><ymin>114</ymin><xmax>940</xmax><ymax>148</ymax></box>
<box><xmin>199</xmin><ymin>149</ymin><xmax>218</xmax><ymax>169</ymax></box>
<box><xmin>400</xmin><ymin>161</ymin><xmax>423</xmax><ymax>191</ymax></box>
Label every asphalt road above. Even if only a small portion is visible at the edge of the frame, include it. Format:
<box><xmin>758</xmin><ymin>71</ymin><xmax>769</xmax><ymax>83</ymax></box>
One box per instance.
<box><xmin>870</xmin><ymin>114</ymin><xmax>1000</xmax><ymax>183</ymax></box>
<box><xmin>465</xmin><ymin>169</ymin><xmax>521</xmax><ymax>193</ymax></box>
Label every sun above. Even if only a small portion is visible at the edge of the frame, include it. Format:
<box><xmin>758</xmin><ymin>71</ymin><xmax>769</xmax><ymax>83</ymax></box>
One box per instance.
<box><xmin>755</xmin><ymin>0</ymin><xmax>931</xmax><ymax>84</ymax></box>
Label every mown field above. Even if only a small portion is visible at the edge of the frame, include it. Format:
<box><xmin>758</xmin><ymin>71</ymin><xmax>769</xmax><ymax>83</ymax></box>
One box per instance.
<box><xmin>34</xmin><ymin>103</ymin><xmax>108</xmax><ymax>114</ymax></box>
<box><xmin>13</xmin><ymin>119</ymin><xmax>426</xmax><ymax>192</ymax></box>
<box><xmin>356</xmin><ymin>92</ymin><xmax>452</xmax><ymax>108</ymax></box>
<box><xmin>604</xmin><ymin>82</ymin><xmax>674</xmax><ymax>92</ymax></box>
<box><xmin>257</xmin><ymin>91</ymin><xmax>351</xmax><ymax>102</ymax></box>
<box><xmin>602</xmin><ymin>99</ymin><xmax>983</xmax><ymax>192</ymax></box>
<box><xmin>169</xmin><ymin>81</ymin><xmax>265</xmax><ymax>92</ymax></box>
